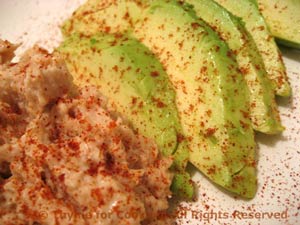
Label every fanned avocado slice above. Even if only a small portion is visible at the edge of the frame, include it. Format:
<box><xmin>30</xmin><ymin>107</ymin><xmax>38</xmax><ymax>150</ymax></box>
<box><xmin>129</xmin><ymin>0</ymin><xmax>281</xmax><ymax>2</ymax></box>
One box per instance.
<box><xmin>133</xmin><ymin>0</ymin><xmax>257</xmax><ymax>198</ymax></box>
<box><xmin>62</xmin><ymin>0</ymin><xmax>146</xmax><ymax>36</ymax></box>
<box><xmin>257</xmin><ymin>0</ymin><xmax>300</xmax><ymax>49</ymax></box>
<box><xmin>58</xmin><ymin>32</ymin><xmax>193</xmax><ymax>199</ymax></box>
<box><xmin>186</xmin><ymin>0</ymin><xmax>283</xmax><ymax>134</ymax></box>
<box><xmin>60</xmin><ymin>0</ymin><xmax>257</xmax><ymax>198</ymax></box>
<box><xmin>214</xmin><ymin>0</ymin><xmax>291</xmax><ymax>97</ymax></box>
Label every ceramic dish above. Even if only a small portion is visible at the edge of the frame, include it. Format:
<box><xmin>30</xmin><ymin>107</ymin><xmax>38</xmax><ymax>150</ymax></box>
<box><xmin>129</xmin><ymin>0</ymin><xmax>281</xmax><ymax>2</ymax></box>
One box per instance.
<box><xmin>0</xmin><ymin>1</ymin><xmax>299</xmax><ymax>224</ymax></box>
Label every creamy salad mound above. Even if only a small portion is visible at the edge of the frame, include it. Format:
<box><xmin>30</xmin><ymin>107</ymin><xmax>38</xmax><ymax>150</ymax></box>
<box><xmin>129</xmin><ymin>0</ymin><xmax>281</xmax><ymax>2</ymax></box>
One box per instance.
<box><xmin>0</xmin><ymin>40</ymin><xmax>173</xmax><ymax>225</ymax></box>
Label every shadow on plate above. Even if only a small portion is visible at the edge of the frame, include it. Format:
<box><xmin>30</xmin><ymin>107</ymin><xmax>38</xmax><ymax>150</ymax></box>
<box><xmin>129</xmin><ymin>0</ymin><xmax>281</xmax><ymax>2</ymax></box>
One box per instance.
<box><xmin>255</xmin><ymin>132</ymin><xmax>287</xmax><ymax>147</ymax></box>
<box><xmin>276</xmin><ymin>94</ymin><xmax>292</xmax><ymax>108</ymax></box>
<box><xmin>279</xmin><ymin>46</ymin><xmax>300</xmax><ymax>62</ymax></box>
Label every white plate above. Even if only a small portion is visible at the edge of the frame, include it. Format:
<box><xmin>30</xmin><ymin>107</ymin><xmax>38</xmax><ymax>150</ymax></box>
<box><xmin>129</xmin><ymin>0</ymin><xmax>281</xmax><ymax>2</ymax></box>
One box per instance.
<box><xmin>1</xmin><ymin>1</ymin><xmax>299</xmax><ymax>224</ymax></box>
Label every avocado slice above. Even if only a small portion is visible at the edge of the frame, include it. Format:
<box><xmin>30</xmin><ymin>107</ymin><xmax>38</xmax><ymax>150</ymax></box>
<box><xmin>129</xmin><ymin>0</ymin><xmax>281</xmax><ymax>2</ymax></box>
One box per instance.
<box><xmin>58</xmin><ymin>32</ymin><xmax>193</xmax><ymax>199</ymax></box>
<box><xmin>214</xmin><ymin>0</ymin><xmax>291</xmax><ymax>97</ymax></box>
<box><xmin>132</xmin><ymin>0</ymin><xmax>257</xmax><ymax>198</ymax></box>
<box><xmin>62</xmin><ymin>0</ymin><xmax>145</xmax><ymax>37</ymax></box>
<box><xmin>60</xmin><ymin>0</ymin><xmax>257</xmax><ymax>198</ymax></box>
<box><xmin>186</xmin><ymin>0</ymin><xmax>283</xmax><ymax>134</ymax></box>
<box><xmin>257</xmin><ymin>0</ymin><xmax>300</xmax><ymax>49</ymax></box>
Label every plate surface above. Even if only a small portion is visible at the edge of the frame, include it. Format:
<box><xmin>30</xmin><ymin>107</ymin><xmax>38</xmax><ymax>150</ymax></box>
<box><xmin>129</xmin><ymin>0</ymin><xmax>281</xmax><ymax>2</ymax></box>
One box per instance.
<box><xmin>0</xmin><ymin>1</ymin><xmax>299</xmax><ymax>224</ymax></box>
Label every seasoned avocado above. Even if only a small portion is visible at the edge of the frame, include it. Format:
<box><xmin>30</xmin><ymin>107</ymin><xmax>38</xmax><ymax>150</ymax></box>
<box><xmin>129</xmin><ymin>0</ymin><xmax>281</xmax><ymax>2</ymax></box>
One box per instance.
<box><xmin>214</xmin><ymin>0</ymin><xmax>291</xmax><ymax>97</ymax></box>
<box><xmin>58</xmin><ymin>32</ymin><xmax>193</xmax><ymax>199</ymax></box>
<box><xmin>61</xmin><ymin>0</ymin><xmax>257</xmax><ymax>198</ymax></box>
<box><xmin>257</xmin><ymin>0</ymin><xmax>300</xmax><ymax>49</ymax></box>
<box><xmin>133</xmin><ymin>0</ymin><xmax>257</xmax><ymax>198</ymax></box>
<box><xmin>62</xmin><ymin>0</ymin><xmax>146</xmax><ymax>37</ymax></box>
<box><xmin>186</xmin><ymin>0</ymin><xmax>283</xmax><ymax>134</ymax></box>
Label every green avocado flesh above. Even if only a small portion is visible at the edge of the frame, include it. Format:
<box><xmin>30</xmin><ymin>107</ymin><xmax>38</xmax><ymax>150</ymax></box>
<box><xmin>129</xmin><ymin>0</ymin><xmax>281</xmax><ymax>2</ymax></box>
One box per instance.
<box><xmin>61</xmin><ymin>0</ymin><xmax>259</xmax><ymax>198</ymax></box>
<box><xmin>214</xmin><ymin>0</ymin><xmax>291</xmax><ymax>97</ymax></box>
<box><xmin>58</xmin><ymin>33</ymin><xmax>193</xmax><ymax>199</ymax></box>
<box><xmin>186</xmin><ymin>0</ymin><xmax>283</xmax><ymax>134</ymax></box>
<box><xmin>257</xmin><ymin>0</ymin><xmax>300</xmax><ymax>49</ymax></box>
<box><xmin>62</xmin><ymin>0</ymin><xmax>145</xmax><ymax>37</ymax></box>
<box><xmin>133</xmin><ymin>0</ymin><xmax>257</xmax><ymax>198</ymax></box>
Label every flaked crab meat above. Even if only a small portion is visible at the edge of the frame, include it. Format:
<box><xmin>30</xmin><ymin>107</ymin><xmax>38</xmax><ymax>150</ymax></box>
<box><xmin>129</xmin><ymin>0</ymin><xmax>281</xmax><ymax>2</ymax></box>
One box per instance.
<box><xmin>0</xmin><ymin>41</ymin><xmax>174</xmax><ymax>225</ymax></box>
<box><xmin>0</xmin><ymin>44</ymin><xmax>74</xmax><ymax>145</ymax></box>
<box><xmin>0</xmin><ymin>40</ymin><xmax>19</xmax><ymax>64</ymax></box>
